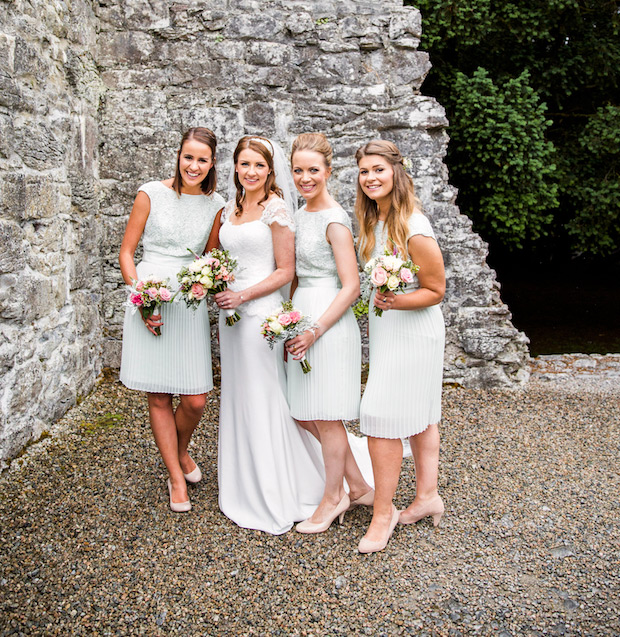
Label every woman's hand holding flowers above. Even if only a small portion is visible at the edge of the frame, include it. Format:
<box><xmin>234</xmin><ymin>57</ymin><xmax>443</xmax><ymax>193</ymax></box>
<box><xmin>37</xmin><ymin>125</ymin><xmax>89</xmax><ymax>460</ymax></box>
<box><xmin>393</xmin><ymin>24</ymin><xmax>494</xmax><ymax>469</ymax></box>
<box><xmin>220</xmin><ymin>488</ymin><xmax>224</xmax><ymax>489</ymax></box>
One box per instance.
<box><xmin>373</xmin><ymin>289</ymin><xmax>396</xmax><ymax>312</ymax></box>
<box><xmin>215</xmin><ymin>289</ymin><xmax>244</xmax><ymax>311</ymax></box>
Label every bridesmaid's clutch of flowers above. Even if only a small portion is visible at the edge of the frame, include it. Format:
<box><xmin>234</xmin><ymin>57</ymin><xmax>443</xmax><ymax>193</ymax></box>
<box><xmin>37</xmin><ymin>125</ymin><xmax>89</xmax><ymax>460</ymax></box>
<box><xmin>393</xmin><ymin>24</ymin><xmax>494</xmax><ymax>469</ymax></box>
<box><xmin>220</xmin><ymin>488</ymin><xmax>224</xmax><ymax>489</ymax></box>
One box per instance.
<box><xmin>261</xmin><ymin>300</ymin><xmax>315</xmax><ymax>374</ymax></box>
<box><xmin>177</xmin><ymin>248</ymin><xmax>240</xmax><ymax>326</ymax></box>
<box><xmin>126</xmin><ymin>277</ymin><xmax>174</xmax><ymax>336</ymax></box>
<box><xmin>362</xmin><ymin>246</ymin><xmax>420</xmax><ymax>317</ymax></box>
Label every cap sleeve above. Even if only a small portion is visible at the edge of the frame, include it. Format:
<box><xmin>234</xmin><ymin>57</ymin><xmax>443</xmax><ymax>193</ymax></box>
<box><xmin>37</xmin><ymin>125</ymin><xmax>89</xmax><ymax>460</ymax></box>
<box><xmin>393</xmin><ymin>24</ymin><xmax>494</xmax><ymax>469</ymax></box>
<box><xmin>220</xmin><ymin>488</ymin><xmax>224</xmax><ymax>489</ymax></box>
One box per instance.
<box><xmin>261</xmin><ymin>197</ymin><xmax>295</xmax><ymax>232</ymax></box>
<box><xmin>407</xmin><ymin>213</ymin><xmax>436</xmax><ymax>241</ymax></box>
<box><xmin>221</xmin><ymin>199</ymin><xmax>236</xmax><ymax>223</ymax></box>
<box><xmin>137</xmin><ymin>181</ymin><xmax>161</xmax><ymax>201</ymax></box>
<box><xmin>325</xmin><ymin>207</ymin><xmax>353</xmax><ymax>236</ymax></box>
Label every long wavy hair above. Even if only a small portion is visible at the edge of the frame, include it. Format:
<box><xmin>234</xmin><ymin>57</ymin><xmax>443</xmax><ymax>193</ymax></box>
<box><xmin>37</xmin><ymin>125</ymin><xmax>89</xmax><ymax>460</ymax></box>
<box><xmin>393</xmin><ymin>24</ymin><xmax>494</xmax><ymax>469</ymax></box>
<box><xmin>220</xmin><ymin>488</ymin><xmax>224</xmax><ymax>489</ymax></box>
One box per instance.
<box><xmin>233</xmin><ymin>136</ymin><xmax>283</xmax><ymax>216</ymax></box>
<box><xmin>172</xmin><ymin>127</ymin><xmax>217</xmax><ymax>196</ymax></box>
<box><xmin>354</xmin><ymin>140</ymin><xmax>419</xmax><ymax>263</ymax></box>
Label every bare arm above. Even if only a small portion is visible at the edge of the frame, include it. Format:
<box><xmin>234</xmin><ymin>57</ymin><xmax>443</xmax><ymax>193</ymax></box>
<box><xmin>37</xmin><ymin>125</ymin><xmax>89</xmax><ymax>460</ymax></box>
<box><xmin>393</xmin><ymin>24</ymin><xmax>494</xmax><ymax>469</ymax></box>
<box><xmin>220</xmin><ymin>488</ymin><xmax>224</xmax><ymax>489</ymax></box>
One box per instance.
<box><xmin>118</xmin><ymin>191</ymin><xmax>162</xmax><ymax>335</ymax></box>
<box><xmin>374</xmin><ymin>234</ymin><xmax>445</xmax><ymax>313</ymax></box>
<box><xmin>119</xmin><ymin>191</ymin><xmax>150</xmax><ymax>286</ymax></box>
<box><xmin>205</xmin><ymin>209</ymin><xmax>223</xmax><ymax>253</ymax></box>
<box><xmin>214</xmin><ymin>223</ymin><xmax>295</xmax><ymax>310</ymax></box>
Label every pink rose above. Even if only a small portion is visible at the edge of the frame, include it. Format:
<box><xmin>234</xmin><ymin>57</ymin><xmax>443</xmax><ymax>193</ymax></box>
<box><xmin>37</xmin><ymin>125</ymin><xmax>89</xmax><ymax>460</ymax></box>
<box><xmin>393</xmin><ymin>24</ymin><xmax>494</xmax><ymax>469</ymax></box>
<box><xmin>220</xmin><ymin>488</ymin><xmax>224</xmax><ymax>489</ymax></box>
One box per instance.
<box><xmin>399</xmin><ymin>268</ymin><xmax>413</xmax><ymax>283</ymax></box>
<box><xmin>288</xmin><ymin>310</ymin><xmax>301</xmax><ymax>322</ymax></box>
<box><xmin>191</xmin><ymin>283</ymin><xmax>206</xmax><ymax>300</ymax></box>
<box><xmin>130</xmin><ymin>293</ymin><xmax>143</xmax><ymax>307</ymax></box>
<box><xmin>206</xmin><ymin>257</ymin><xmax>220</xmax><ymax>267</ymax></box>
<box><xmin>159</xmin><ymin>287</ymin><xmax>172</xmax><ymax>302</ymax></box>
<box><xmin>371</xmin><ymin>266</ymin><xmax>388</xmax><ymax>287</ymax></box>
<box><xmin>146</xmin><ymin>287</ymin><xmax>159</xmax><ymax>299</ymax></box>
<box><xmin>278</xmin><ymin>312</ymin><xmax>293</xmax><ymax>326</ymax></box>
<box><xmin>135</xmin><ymin>281</ymin><xmax>144</xmax><ymax>291</ymax></box>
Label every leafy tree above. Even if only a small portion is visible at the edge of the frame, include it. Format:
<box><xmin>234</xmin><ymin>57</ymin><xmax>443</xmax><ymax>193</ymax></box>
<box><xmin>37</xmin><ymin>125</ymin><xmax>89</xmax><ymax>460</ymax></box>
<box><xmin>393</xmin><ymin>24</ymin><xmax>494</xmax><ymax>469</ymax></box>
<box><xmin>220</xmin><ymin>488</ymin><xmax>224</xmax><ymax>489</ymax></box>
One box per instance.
<box><xmin>409</xmin><ymin>0</ymin><xmax>620</xmax><ymax>258</ymax></box>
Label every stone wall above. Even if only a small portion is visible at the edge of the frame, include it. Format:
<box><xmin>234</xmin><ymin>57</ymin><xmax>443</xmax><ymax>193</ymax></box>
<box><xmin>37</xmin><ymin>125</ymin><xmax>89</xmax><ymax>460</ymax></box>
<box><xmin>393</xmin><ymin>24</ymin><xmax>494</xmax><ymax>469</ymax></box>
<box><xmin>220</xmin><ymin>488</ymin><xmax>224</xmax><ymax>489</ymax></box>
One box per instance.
<box><xmin>0</xmin><ymin>0</ymin><xmax>104</xmax><ymax>464</ymax></box>
<box><xmin>0</xmin><ymin>0</ymin><xmax>529</xmax><ymax>464</ymax></box>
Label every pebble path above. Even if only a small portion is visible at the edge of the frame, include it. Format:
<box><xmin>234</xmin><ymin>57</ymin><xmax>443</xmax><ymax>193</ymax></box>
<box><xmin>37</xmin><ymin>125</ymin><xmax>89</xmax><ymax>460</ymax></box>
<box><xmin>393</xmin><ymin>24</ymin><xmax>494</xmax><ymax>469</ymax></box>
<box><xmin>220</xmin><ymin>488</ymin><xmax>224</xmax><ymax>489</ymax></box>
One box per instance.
<box><xmin>0</xmin><ymin>356</ymin><xmax>618</xmax><ymax>636</ymax></box>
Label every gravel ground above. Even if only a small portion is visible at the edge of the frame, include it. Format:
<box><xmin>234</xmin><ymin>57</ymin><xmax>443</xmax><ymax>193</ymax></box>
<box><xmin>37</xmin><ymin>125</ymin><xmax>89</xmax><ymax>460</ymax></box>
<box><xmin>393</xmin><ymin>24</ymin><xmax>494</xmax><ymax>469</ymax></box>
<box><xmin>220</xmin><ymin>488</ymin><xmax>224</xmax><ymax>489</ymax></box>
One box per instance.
<box><xmin>1</xmin><ymin>361</ymin><xmax>619</xmax><ymax>636</ymax></box>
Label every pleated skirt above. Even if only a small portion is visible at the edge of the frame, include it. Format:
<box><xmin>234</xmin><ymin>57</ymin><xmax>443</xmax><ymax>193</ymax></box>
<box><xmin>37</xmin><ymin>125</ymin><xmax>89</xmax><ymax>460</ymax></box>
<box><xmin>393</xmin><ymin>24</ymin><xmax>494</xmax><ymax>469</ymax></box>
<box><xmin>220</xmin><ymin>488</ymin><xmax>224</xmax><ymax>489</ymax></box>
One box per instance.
<box><xmin>119</xmin><ymin>257</ymin><xmax>213</xmax><ymax>395</ymax></box>
<box><xmin>287</xmin><ymin>278</ymin><xmax>361</xmax><ymax>421</ymax></box>
<box><xmin>360</xmin><ymin>303</ymin><xmax>445</xmax><ymax>438</ymax></box>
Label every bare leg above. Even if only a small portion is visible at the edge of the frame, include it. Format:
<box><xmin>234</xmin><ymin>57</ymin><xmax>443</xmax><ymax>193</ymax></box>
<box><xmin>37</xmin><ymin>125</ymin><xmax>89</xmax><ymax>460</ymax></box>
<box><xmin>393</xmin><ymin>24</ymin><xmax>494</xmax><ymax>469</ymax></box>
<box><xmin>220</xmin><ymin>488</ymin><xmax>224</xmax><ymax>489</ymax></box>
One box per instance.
<box><xmin>295</xmin><ymin>418</ymin><xmax>320</xmax><ymax>440</ymax></box>
<box><xmin>148</xmin><ymin>393</ymin><xmax>188</xmax><ymax>503</ymax></box>
<box><xmin>400</xmin><ymin>423</ymin><xmax>444</xmax><ymax>524</ymax></box>
<box><xmin>175</xmin><ymin>393</ymin><xmax>207</xmax><ymax>474</ymax></box>
<box><xmin>296</xmin><ymin>419</ymin><xmax>372</xmax><ymax>502</ymax></box>
<box><xmin>361</xmin><ymin>436</ymin><xmax>402</xmax><ymax>542</ymax></box>
<box><xmin>306</xmin><ymin>420</ymin><xmax>348</xmax><ymax>523</ymax></box>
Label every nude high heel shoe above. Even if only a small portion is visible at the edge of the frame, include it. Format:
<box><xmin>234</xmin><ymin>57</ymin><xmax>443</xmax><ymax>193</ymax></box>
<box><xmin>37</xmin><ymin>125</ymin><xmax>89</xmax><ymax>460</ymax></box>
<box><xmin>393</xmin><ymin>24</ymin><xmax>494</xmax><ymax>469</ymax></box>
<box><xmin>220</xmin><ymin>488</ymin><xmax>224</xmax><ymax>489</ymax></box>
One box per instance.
<box><xmin>348</xmin><ymin>488</ymin><xmax>375</xmax><ymax>510</ymax></box>
<box><xmin>167</xmin><ymin>479</ymin><xmax>191</xmax><ymax>513</ymax></box>
<box><xmin>358</xmin><ymin>505</ymin><xmax>400</xmax><ymax>554</ymax></box>
<box><xmin>399</xmin><ymin>495</ymin><xmax>444</xmax><ymax>527</ymax></box>
<box><xmin>295</xmin><ymin>494</ymin><xmax>350</xmax><ymax>533</ymax></box>
<box><xmin>183</xmin><ymin>461</ymin><xmax>202</xmax><ymax>484</ymax></box>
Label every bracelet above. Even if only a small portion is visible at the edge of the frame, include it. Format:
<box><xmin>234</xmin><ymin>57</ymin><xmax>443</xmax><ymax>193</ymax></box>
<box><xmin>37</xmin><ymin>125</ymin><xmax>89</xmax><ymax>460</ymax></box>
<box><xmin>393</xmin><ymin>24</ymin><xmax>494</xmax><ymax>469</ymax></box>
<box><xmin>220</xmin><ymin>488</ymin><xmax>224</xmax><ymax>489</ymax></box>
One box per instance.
<box><xmin>239</xmin><ymin>294</ymin><xmax>244</xmax><ymax>302</ymax></box>
<box><xmin>309</xmin><ymin>325</ymin><xmax>321</xmax><ymax>342</ymax></box>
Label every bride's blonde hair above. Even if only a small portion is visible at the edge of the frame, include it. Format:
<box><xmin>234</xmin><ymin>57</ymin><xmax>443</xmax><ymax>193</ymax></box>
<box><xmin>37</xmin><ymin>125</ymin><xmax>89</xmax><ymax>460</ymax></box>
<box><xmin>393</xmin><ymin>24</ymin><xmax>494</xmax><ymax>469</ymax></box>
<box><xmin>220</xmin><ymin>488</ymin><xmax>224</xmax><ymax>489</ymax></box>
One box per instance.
<box><xmin>354</xmin><ymin>140</ymin><xmax>419</xmax><ymax>263</ymax></box>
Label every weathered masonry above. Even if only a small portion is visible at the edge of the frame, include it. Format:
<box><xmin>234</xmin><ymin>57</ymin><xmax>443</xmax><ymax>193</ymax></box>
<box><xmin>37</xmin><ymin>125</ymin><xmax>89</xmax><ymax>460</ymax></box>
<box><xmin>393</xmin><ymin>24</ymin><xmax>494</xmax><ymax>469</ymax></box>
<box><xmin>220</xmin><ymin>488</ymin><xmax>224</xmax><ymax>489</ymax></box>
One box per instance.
<box><xmin>0</xmin><ymin>0</ymin><xmax>529</xmax><ymax>465</ymax></box>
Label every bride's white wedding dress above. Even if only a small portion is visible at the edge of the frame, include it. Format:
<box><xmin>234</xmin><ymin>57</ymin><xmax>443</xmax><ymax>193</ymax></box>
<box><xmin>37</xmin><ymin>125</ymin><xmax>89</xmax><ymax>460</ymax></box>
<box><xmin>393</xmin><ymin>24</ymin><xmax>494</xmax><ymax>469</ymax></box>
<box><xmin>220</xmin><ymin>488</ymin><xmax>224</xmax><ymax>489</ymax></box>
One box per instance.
<box><xmin>217</xmin><ymin>197</ymin><xmax>325</xmax><ymax>535</ymax></box>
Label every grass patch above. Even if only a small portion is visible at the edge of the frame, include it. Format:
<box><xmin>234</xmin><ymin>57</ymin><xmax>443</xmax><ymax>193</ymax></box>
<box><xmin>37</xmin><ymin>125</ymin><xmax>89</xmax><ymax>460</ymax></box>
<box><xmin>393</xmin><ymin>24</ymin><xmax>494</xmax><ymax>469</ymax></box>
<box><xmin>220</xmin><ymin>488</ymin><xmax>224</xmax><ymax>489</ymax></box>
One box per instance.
<box><xmin>81</xmin><ymin>412</ymin><xmax>124</xmax><ymax>435</ymax></box>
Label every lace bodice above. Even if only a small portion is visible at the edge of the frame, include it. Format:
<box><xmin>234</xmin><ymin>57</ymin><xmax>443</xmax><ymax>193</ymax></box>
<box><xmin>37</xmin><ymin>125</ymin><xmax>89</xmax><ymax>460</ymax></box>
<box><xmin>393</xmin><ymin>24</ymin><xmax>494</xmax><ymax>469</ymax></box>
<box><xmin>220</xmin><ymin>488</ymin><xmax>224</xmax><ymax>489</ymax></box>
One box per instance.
<box><xmin>295</xmin><ymin>205</ymin><xmax>353</xmax><ymax>280</ymax></box>
<box><xmin>369</xmin><ymin>213</ymin><xmax>437</xmax><ymax>291</ymax></box>
<box><xmin>219</xmin><ymin>197</ymin><xmax>295</xmax><ymax>318</ymax></box>
<box><xmin>139</xmin><ymin>181</ymin><xmax>225</xmax><ymax>258</ymax></box>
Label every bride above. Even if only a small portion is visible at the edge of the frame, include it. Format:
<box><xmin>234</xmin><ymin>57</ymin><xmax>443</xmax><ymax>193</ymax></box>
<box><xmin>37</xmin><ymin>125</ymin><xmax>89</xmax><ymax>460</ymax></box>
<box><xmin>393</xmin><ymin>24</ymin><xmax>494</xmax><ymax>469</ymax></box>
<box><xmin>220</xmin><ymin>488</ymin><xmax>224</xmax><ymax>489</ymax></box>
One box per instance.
<box><xmin>205</xmin><ymin>135</ymin><xmax>324</xmax><ymax>534</ymax></box>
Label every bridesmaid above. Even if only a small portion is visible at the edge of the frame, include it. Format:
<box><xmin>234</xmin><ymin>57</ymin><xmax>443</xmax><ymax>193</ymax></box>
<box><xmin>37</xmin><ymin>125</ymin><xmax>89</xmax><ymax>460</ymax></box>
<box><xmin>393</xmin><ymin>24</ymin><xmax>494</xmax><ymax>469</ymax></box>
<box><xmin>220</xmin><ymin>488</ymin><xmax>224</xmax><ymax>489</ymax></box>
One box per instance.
<box><xmin>119</xmin><ymin>127</ymin><xmax>224</xmax><ymax>512</ymax></box>
<box><xmin>286</xmin><ymin>133</ymin><xmax>374</xmax><ymax>533</ymax></box>
<box><xmin>354</xmin><ymin>139</ymin><xmax>446</xmax><ymax>553</ymax></box>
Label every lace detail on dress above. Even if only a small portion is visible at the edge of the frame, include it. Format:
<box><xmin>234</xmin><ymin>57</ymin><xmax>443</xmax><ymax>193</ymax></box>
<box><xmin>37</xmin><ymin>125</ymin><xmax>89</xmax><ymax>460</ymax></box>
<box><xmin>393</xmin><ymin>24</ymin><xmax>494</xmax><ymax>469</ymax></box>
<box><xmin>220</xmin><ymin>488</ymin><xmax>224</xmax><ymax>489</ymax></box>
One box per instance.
<box><xmin>295</xmin><ymin>206</ymin><xmax>353</xmax><ymax>280</ymax></box>
<box><xmin>219</xmin><ymin>198</ymin><xmax>292</xmax><ymax>320</ymax></box>
<box><xmin>139</xmin><ymin>181</ymin><xmax>224</xmax><ymax>258</ymax></box>
<box><xmin>261</xmin><ymin>198</ymin><xmax>295</xmax><ymax>232</ymax></box>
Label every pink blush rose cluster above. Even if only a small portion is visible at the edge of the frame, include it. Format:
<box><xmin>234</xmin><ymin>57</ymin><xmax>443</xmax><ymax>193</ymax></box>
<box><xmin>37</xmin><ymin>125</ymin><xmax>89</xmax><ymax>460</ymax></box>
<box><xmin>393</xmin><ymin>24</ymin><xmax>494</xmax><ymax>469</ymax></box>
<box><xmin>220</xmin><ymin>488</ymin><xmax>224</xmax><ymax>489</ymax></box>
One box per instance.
<box><xmin>363</xmin><ymin>247</ymin><xmax>420</xmax><ymax>317</ymax></box>
<box><xmin>261</xmin><ymin>300</ymin><xmax>314</xmax><ymax>374</ymax></box>
<box><xmin>127</xmin><ymin>276</ymin><xmax>174</xmax><ymax>336</ymax></box>
<box><xmin>177</xmin><ymin>248</ymin><xmax>240</xmax><ymax>325</ymax></box>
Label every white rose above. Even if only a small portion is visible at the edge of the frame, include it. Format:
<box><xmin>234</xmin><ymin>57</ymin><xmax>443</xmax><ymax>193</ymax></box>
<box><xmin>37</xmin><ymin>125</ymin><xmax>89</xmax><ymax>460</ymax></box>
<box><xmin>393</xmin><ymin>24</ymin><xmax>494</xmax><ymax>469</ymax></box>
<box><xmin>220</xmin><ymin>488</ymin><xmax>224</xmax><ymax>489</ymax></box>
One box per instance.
<box><xmin>268</xmin><ymin>320</ymin><xmax>284</xmax><ymax>335</ymax></box>
<box><xmin>387</xmin><ymin>275</ymin><xmax>399</xmax><ymax>290</ymax></box>
<box><xmin>189</xmin><ymin>261</ymin><xmax>202</xmax><ymax>273</ymax></box>
<box><xmin>200</xmin><ymin>275</ymin><xmax>213</xmax><ymax>288</ymax></box>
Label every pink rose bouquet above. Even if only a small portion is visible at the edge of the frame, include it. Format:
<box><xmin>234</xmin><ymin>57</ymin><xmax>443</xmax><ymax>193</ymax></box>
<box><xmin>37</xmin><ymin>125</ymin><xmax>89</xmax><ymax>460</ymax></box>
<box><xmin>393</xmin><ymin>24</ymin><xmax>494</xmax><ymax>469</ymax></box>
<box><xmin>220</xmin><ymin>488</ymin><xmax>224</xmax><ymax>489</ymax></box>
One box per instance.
<box><xmin>362</xmin><ymin>245</ymin><xmax>420</xmax><ymax>317</ymax></box>
<box><xmin>126</xmin><ymin>276</ymin><xmax>174</xmax><ymax>336</ymax></box>
<box><xmin>261</xmin><ymin>300</ymin><xmax>315</xmax><ymax>373</ymax></box>
<box><xmin>177</xmin><ymin>248</ymin><xmax>240</xmax><ymax>325</ymax></box>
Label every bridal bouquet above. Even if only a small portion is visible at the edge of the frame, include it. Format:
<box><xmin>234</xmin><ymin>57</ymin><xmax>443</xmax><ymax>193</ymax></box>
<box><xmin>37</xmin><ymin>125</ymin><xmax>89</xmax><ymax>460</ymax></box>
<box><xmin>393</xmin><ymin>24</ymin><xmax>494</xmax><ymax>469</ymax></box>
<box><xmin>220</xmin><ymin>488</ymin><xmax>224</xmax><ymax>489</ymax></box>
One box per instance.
<box><xmin>362</xmin><ymin>246</ymin><xmax>419</xmax><ymax>317</ymax></box>
<box><xmin>127</xmin><ymin>276</ymin><xmax>174</xmax><ymax>336</ymax></box>
<box><xmin>261</xmin><ymin>300</ymin><xmax>315</xmax><ymax>374</ymax></box>
<box><xmin>177</xmin><ymin>248</ymin><xmax>240</xmax><ymax>325</ymax></box>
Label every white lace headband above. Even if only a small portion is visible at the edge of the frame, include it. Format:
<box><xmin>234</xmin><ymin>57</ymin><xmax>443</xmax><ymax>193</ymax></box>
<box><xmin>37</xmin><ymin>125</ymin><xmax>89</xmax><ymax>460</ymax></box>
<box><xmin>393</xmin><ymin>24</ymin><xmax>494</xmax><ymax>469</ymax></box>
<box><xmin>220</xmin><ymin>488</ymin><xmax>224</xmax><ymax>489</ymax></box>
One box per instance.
<box><xmin>248</xmin><ymin>137</ymin><xmax>274</xmax><ymax>156</ymax></box>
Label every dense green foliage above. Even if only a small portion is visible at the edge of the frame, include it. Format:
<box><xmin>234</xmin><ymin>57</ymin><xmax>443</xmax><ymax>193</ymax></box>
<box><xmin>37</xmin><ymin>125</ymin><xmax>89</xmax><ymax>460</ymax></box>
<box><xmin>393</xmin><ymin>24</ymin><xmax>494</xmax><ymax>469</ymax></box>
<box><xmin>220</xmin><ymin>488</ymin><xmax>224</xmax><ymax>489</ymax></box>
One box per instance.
<box><xmin>408</xmin><ymin>0</ymin><xmax>620</xmax><ymax>257</ymax></box>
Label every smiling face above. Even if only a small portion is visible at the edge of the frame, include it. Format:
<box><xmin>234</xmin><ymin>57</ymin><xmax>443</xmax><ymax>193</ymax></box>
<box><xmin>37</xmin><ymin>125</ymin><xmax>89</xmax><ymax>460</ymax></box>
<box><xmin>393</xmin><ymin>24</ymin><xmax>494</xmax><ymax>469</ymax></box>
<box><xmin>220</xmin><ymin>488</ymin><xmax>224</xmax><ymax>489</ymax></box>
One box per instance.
<box><xmin>177</xmin><ymin>139</ymin><xmax>214</xmax><ymax>193</ymax></box>
<box><xmin>235</xmin><ymin>148</ymin><xmax>271</xmax><ymax>194</ymax></box>
<box><xmin>357</xmin><ymin>154</ymin><xmax>395</xmax><ymax>214</ymax></box>
<box><xmin>291</xmin><ymin>149</ymin><xmax>331</xmax><ymax>204</ymax></box>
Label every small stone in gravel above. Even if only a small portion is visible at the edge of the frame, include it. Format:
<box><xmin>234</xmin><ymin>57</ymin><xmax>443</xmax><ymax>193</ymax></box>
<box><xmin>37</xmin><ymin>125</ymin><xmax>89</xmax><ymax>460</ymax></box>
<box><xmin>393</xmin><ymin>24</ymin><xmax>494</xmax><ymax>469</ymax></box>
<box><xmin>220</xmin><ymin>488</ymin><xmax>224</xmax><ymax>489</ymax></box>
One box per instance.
<box><xmin>550</xmin><ymin>546</ymin><xmax>575</xmax><ymax>558</ymax></box>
